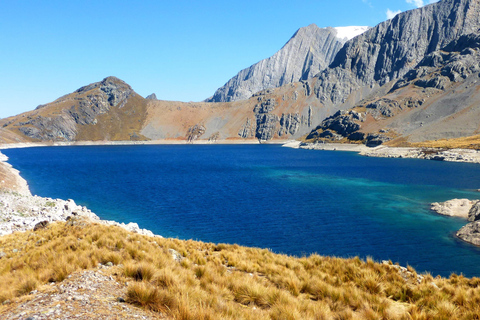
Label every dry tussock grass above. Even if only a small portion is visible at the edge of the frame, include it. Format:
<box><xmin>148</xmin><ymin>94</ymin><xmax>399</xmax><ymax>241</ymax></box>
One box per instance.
<box><xmin>1</xmin><ymin>219</ymin><xmax>480</xmax><ymax>319</ymax></box>
<box><xmin>410</xmin><ymin>135</ymin><xmax>480</xmax><ymax>149</ymax></box>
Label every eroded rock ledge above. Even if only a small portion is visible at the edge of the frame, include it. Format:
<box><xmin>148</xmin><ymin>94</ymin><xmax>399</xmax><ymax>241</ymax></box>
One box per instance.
<box><xmin>0</xmin><ymin>191</ymin><xmax>157</xmax><ymax>238</ymax></box>
<box><xmin>430</xmin><ymin>199</ymin><xmax>480</xmax><ymax>246</ymax></box>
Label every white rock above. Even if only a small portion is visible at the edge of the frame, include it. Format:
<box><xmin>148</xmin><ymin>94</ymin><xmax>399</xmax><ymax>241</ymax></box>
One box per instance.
<box><xmin>430</xmin><ymin>199</ymin><xmax>476</xmax><ymax>219</ymax></box>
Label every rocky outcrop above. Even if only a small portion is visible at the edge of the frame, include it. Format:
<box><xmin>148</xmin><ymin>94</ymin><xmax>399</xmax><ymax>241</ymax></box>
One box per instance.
<box><xmin>253</xmin><ymin>97</ymin><xmax>279</xmax><ymax>141</ymax></box>
<box><xmin>457</xmin><ymin>222</ymin><xmax>480</xmax><ymax>246</ymax></box>
<box><xmin>365</xmin><ymin>134</ymin><xmax>392</xmax><ymax>147</ymax></box>
<box><xmin>392</xmin><ymin>34</ymin><xmax>480</xmax><ymax>92</ymax></box>
<box><xmin>468</xmin><ymin>201</ymin><xmax>480</xmax><ymax>222</ymax></box>
<box><xmin>429</xmin><ymin>198</ymin><xmax>480</xmax><ymax>247</ymax></box>
<box><xmin>306</xmin><ymin>110</ymin><xmax>364</xmax><ymax>142</ymax></box>
<box><xmin>208</xmin><ymin>24</ymin><xmax>355</xmax><ymax>102</ymax></box>
<box><xmin>278</xmin><ymin>113</ymin><xmax>301</xmax><ymax>136</ymax></box>
<box><xmin>0</xmin><ymin>191</ymin><xmax>156</xmax><ymax>237</ymax></box>
<box><xmin>187</xmin><ymin>124</ymin><xmax>206</xmax><ymax>142</ymax></box>
<box><xmin>430</xmin><ymin>199</ymin><xmax>476</xmax><ymax>219</ymax></box>
<box><xmin>67</xmin><ymin>76</ymin><xmax>134</xmax><ymax>125</ymax></box>
<box><xmin>366</xmin><ymin>98</ymin><xmax>424</xmax><ymax>119</ymax></box>
<box><xmin>16</xmin><ymin>114</ymin><xmax>77</xmax><ymax>141</ymax></box>
<box><xmin>238</xmin><ymin>118</ymin><xmax>255</xmax><ymax>139</ymax></box>
<box><xmin>145</xmin><ymin>93</ymin><xmax>157</xmax><ymax>100</ymax></box>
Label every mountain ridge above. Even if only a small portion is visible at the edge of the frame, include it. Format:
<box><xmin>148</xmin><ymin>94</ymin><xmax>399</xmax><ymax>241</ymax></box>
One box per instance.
<box><xmin>1</xmin><ymin>0</ymin><xmax>480</xmax><ymax>148</ymax></box>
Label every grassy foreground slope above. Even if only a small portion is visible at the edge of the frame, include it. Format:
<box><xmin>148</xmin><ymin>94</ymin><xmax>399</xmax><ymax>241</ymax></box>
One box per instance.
<box><xmin>1</xmin><ymin>218</ymin><xmax>480</xmax><ymax>319</ymax></box>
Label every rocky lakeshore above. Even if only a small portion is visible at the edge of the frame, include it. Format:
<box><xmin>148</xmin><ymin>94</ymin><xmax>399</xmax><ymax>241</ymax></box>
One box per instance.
<box><xmin>284</xmin><ymin>141</ymin><xmax>480</xmax><ymax>164</ymax></box>
<box><xmin>0</xmin><ymin>151</ymin><xmax>156</xmax><ymax>238</ymax></box>
<box><xmin>430</xmin><ymin>199</ymin><xmax>480</xmax><ymax>246</ymax></box>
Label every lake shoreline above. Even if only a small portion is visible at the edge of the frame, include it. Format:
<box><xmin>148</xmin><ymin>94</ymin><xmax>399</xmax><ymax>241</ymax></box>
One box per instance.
<box><xmin>0</xmin><ymin>139</ymin><xmax>288</xmax><ymax>150</ymax></box>
<box><xmin>284</xmin><ymin>141</ymin><xmax>480</xmax><ymax>164</ymax></box>
<box><xmin>3</xmin><ymin>139</ymin><xmax>480</xmax><ymax>165</ymax></box>
<box><xmin>0</xmin><ymin>151</ymin><xmax>158</xmax><ymax>238</ymax></box>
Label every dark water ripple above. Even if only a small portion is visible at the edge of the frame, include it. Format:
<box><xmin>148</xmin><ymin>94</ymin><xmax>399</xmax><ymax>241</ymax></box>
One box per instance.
<box><xmin>4</xmin><ymin>144</ymin><xmax>480</xmax><ymax>277</ymax></box>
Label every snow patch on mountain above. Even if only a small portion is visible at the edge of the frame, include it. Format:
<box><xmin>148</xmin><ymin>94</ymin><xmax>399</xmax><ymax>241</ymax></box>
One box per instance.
<box><xmin>334</xmin><ymin>26</ymin><xmax>370</xmax><ymax>41</ymax></box>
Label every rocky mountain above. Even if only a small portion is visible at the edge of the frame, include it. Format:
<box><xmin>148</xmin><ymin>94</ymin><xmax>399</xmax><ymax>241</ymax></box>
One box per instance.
<box><xmin>2</xmin><ymin>0</ymin><xmax>480</xmax><ymax>147</ymax></box>
<box><xmin>207</xmin><ymin>24</ymin><xmax>368</xmax><ymax>103</ymax></box>
<box><xmin>306</xmin><ymin>32</ymin><xmax>480</xmax><ymax>147</ymax></box>
<box><xmin>254</xmin><ymin>0</ymin><xmax>480</xmax><ymax>147</ymax></box>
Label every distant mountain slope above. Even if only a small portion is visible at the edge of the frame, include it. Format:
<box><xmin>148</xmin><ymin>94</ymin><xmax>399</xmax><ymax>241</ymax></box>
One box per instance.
<box><xmin>207</xmin><ymin>24</ymin><xmax>369</xmax><ymax>103</ymax></box>
<box><xmin>0</xmin><ymin>77</ymin><xmax>148</xmax><ymax>143</ymax></box>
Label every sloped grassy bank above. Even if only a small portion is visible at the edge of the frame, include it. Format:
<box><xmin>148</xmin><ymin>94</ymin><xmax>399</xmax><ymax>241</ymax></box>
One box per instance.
<box><xmin>3</xmin><ymin>219</ymin><xmax>480</xmax><ymax>319</ymax></box>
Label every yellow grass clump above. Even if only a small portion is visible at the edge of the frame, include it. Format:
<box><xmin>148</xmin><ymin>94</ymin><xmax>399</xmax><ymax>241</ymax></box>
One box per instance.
<box><xmin>1</xmin><ymin>218</ymin><xmax>480</xmax><ymax>319</ymax></box>
<box><xmin>410</xmin><ymin>135</ymin><xmax>480</xmax><ymax>149</ymax></box>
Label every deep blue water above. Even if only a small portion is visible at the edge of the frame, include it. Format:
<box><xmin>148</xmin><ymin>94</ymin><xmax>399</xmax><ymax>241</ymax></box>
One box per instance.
<box><xmin>4</xmin><ymin>144</ymin><xmax>480</xmax><ymax>277</ymax></box>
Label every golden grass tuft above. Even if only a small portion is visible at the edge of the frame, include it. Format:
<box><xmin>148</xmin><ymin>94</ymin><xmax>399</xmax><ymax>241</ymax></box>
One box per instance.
<box><xmin>124</xmin><ymin>262</ymin><xmax>156</xmax><ymax>281</ymax></box>
<box><xmin>3</xmin><ymin>219</ymin><xmax>480</xmax><ymax>319</ymax></box>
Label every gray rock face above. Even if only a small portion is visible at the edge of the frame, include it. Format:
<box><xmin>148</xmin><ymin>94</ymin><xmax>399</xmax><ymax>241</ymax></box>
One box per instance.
<box><xmin>366</xmin><ymin>98</ymin><xmax>424</xmax><ymax>119</ymax></box>
<box><xmin>238</xmin><ymin>118</ymin><xmax>255</xmax><ymax>139</ymax></box>
<box><xmin>468</xmin><ymin>201</ymin><xmax>480</xmax><ymax>222</ymax></box>
<box><xmin>314</xmin><ymin>0</ymin><xmax>480</xmax><ymax>106</ymax></box>
<box><xmin>278</xmin><ymin>113</ymin><xmax>301</xmax><ymax>136</ymax></box>
<box><xmin>254</xmin><ymin>97</ymin><xmax>279</xmax><ymax>141</ymax></box>
<box><xmin>17</xmin><ymin>114</ymin><xmax>77</xmax><ymax>141</ymax></box>
<box><xmin>393</xmin><ymin>34</ymin><xmax>480</xmax><ymax>91</ymax></box>
<box><xmin>208</xmin><ymin>24</ymin><xmax>347</xmax><ymax>102</ymax></box>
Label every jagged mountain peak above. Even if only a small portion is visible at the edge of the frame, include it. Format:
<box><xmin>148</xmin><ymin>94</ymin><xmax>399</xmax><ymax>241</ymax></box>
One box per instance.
<box><xmin>207</xmin><ymin>24</ymin><xmax>350</xmax><ymax>102</ymax></box>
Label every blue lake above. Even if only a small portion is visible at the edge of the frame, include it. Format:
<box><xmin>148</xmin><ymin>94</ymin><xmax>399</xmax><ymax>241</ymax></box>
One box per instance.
<box><xmin>4</xmin><ymin>144</ymin><xmax>480</xmax><ymax>277</ymax></box>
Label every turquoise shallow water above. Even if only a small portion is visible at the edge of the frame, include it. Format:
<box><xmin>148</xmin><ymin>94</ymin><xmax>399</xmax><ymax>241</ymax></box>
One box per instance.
<box><xmin>4</xmin><ymin>144</ymin><xmax>480</xmax><ymax>277</ymax></box>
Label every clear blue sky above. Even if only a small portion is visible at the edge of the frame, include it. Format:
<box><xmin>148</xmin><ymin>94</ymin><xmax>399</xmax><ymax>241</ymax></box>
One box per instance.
<box><xmin>0</xmin><ymin>0</ymin><xmax>438</xmax><ymax>118</ymax></box>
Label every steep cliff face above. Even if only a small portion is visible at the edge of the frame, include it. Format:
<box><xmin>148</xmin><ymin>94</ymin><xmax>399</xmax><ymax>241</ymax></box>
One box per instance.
<box><xmin>306</xmin><ymin>32</ymin><xmax>480</xmax><ymax>147</ymax></box>
<box><xmin>314</xmin><ymin>0</ymin><xmax>480</xmax><ymax>107</ymax></box>
<box><xmin>207</xmin><ymin>24</ymin><xmax>368</xmax><ymax>103</ymax></box>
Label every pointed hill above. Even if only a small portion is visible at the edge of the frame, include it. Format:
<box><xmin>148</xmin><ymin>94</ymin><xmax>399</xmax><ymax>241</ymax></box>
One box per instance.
<box><xmin>1</xmin><ymin>77</ymin><xmax>149</xmax><ymax>143</ymax></box>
